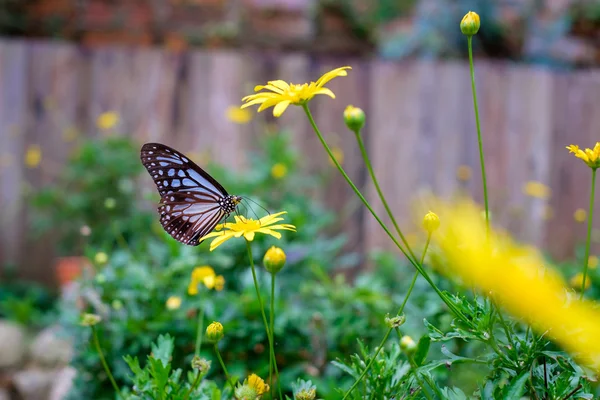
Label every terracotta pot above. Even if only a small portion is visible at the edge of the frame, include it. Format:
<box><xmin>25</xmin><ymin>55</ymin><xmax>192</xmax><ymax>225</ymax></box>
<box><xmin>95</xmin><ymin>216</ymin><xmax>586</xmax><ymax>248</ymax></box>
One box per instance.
<box><xmin>55</xmin><ymin>256</ymin><xmax>92</xmax><ymax>287</ymax></box>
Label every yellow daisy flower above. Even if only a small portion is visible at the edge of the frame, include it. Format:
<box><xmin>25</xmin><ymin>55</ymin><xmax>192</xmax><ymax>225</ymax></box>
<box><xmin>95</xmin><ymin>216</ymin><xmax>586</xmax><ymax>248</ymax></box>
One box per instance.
<box><xmin>270</xmin><ymin>163</ymin><xmax>288</xmax><ymax>179</ymax></box>
<box><xmin>566</xmin><ymin>143</ymin><xmax>600</xmax><ymax>169</ymax></box>
<box><xmin>247</xmin><ymin>373</ymin><xmax>269</xmax><ymax>396</ymax></box>
<box><xmin>241</xmin><ymin>66</ymin><xmax>351</xmax><ymax>117</ymax></box>
<box><xmin>97</xmin><ymin>111</ymin><xmax>119</xmax><ymax>130</ymax></box>
<box><xmin>199</xmin><ymin>211</ymin><xmax>296</xmax><ymax>251</ymax></box>
<box><xmin>187</xmin><ymin>266</ymin><xmax>225</xmax><ymax>295</ymax></box>
<box><xmin>24</xmin><ymin>145</ymin><xmax>42</xmax><ymax>168</ymax></box>
<box><xmin>522</xmin><ymin>181</ymin><xmax>551</xmax><ymax>199</ymax></box>
<box><xmin>574</xmin><ymin>208</ymin><xmax>587</xmax><ymax>223</ymax></box>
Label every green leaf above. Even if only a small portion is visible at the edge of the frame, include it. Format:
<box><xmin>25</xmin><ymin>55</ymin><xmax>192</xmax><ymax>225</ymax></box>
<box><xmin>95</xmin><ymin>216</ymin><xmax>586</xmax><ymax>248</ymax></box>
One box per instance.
<box><xmin>414</xmin><ymin>335</ymin><xmax>431</xmax><ymax>366</ymax></box>
<box><xmin>331</xmin><ymin>360</ymin><xmax>360</xmax><ymax>379</ymax></box>
<box><xmin>502</xmin><ymin>371</ymin><xmax>529</xmax><ymax>399</ymax></box>
<box><xmin>151</xmin><ymin>334</ymin><xmax>174</xmax><ymax>367</ymax></box>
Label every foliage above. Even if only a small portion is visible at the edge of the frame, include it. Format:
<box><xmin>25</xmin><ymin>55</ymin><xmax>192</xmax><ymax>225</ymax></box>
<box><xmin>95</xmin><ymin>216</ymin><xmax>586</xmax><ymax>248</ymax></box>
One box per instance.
<box><xmin>0</xmin><ymin>276</ymin><xmax>57</xmax><ymax>327</ymax></box>
<box><xmin>30</xmin><ymin>136</ymin><xmax>154</xmax><ymax>255</ymax></box>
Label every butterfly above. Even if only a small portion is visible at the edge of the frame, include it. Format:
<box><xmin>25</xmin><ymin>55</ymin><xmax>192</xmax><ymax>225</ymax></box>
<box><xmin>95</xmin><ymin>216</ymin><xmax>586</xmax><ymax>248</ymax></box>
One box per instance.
<box><xmin>140</xmin><ymin>143</ymin><xmax>241</xmax><ymax>246</ymax></box>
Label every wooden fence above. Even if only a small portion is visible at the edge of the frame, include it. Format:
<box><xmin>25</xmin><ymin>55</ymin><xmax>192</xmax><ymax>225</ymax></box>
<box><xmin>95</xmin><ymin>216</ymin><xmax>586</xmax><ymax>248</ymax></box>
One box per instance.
<box><xmin>1</xmin><ymin>38</ymin><xmax>599</xmax><ymax>283</ymax></box>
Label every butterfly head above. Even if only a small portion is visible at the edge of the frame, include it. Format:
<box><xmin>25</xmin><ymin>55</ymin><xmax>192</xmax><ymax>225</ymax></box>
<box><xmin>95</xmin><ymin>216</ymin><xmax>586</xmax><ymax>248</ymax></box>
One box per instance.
<box><xmin>221</xmin><ymin>195</ymin><xmax>242</xmax><ymax>214</ymax></box>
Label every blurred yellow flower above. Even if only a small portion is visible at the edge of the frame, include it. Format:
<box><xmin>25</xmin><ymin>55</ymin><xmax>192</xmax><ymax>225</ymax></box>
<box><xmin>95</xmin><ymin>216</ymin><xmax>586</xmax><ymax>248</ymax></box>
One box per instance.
<box><xmin>456</xmin><ymin>165</ymin><xmax>472</xmax><ymax>181</ymax></box>
<box><xmin>226</xmin><ymin>106</ymin><xmax>252</xmax><ymax>124</ymax></box>
<box><xmin>187</xmin><ymin>266</ymin><xmax>224</xmax><ymax>295</ymax></box>
<box><xmin>166</xmin><ymin>296</ymin><xmax>182</xmax><ymax>310</ymax></box>
<box><xmin>328</xmin><ymin>146</ymin><xmax>344</xmax><ymax>166</ymax></box>
<box><xmin>567</xmin><ymin>143</ymin><xmax>600</xmax><ymax>169</ymax></box>
<box><xmin>80</xmin><ymin>313</ymin><xmax>102</xmax><ymax>327</ymax></box>
<box><xmin>97</xmin><ymin>111</ymin><xmax>119</xmax><ymax>130</ymax></box>
<box><xmin>431</xmin><ymin>199</ymin><xmax>600</xmax><ymax>371</ymax></box>
<box><xmin>589</xmin><ymin>255</ymin><xmax>598</xmax><ymax>270</ymax></box>
<box><xmin>241</xmin><ymin>66</ymin><xmax>351</xmax><ymax>117</ymax></box>
<box><xmin>24</xmin><ymin>145</ymin><xmax>42</xmax><ymax>168</ymax></box>
<box><xmin>522</xmin><ymin>181</ymin><xmax>551</xmax><ymax>199</ymax></box>
<box><xmin>271</xmin><ymin>163</ymin><xmax>288</xmax><ymax>179</ymax></box>
<box><xmin>94</xmin><ymin>252</ymin><xmax>108</xmax><ymax>265</ymax></box>
<box><xmin>199</xmin><ymin>211</ymin><xmax>296</xmax><ymax>251</ymax></box>
<box><xmin>570</xmin><ymin>273</ymin><xmax>591</xmax><ymax>291</ymax></box>
<box><xmin>206</xmin><ymin>321</ymin><xmax>224</xmax><ymax>342</ymax></box>
<box><xmin>574</xmin><ymin>208</ymin><xmax>587</xmax><ymax>223</ymax></box>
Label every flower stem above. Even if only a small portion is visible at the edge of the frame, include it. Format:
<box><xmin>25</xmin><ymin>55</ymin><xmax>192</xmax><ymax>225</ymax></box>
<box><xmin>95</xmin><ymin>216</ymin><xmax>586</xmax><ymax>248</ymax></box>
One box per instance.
<box><xmin>183</xmin><ymin>371</ymin><xmax>202</xmax><ymax>400</ymax></box>
<box><xmin>581</xmin><ymin>168</ymin><xmax>597</xmax><ymax>299</ymax></box>
<box><xmin>408</xmin><ymin>355</ymin><xmax>434</xmax><ymax>400</ymax></box>
<box><xmin>214</xmin><ymin>343</ymin><xmax>235</xmax><ymax>389</ymax></box>
<box><xmin>302</xmin><ymin>104</ymin><xmax>468</xmax><ymax>324</ymax></box>
<box><xmin>342</xmin><ymin>234</ymin><xmax>431</xmax><ymax>400</ymax></box>
<box><xmin>91</xmin><ymin>326</ymin><xmax>122</xmax><ymax>399</ymax></box>
<box><xmin>353</xmin><ymin>129</ymin><xmax>417</xmax><ymax>263</ymax></box>
<box><xmin>467</xmin><ymin>35</ymin><xmax>490</xmax><ymax>236</ymax></box>
<box><xmin>270</xmin><ymin>271</ymin><xmax>277</xmax><ymax>400</ymax></box>
<box><xmin>194</xmin><ymin>307</ymin><xmax>205</xmax><ymax>356</ymax></box>
<box><xmin>245</xmin><ymin>240</ymin><xmax>283</xmax><ymax>400</ymax></box>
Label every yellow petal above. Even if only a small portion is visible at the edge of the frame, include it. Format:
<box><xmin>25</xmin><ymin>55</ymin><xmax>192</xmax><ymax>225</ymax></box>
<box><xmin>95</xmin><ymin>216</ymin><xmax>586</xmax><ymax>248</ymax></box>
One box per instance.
<box><xmin>244</xmin><ymin>231</ymin><xmax>256</xmax><ymax>241</ymax></box>
<box><xmin>312</xmin><ymin>87</ymin><xmax>336</xmax><ymax>99</ymax></box>
<box><xmin>273</xmin><ymin>100</ymin><xmax>291</xmax><ymax>117</ymax></box>
<box><xmin>255</xmin><ymin>228</ymin><xmax>282</xmax><ymax>239</ymax></box>
<box><xmin>268</xmin><ymin>80</ymin><xmax>291</xmax><ymax>91</ymax></box>
<box><xmin>315</xmin><ymin>66</ymin><xmax>351</xmax><ymax>87</ymax></box>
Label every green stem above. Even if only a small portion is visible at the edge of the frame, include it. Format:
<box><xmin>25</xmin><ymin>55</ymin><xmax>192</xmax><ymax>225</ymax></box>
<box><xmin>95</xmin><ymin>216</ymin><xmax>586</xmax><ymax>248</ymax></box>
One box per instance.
<box><xmin>342</xmin><ymin>234</ymin><xmax>431</xmax><ymax>400</ymax></box>
<box><xmin>493</xmin><ymin>300</ymin><xmax>516</xmax><ymax>353</ymax></box>
<box><xmin>408</xmin><ymin>356</ymin><xmax>434</xmax><ymax>400</ymax></box>
<box><xmin>214</xmin><ymin>344</ymin><xmax>235</xmax><ymax>389</ymax></box>
<box><xmin>245</xmin><ymin>241</ymin><xmax>283</xmax><ymax>400</ymax></box>
<box><xmin>195</xmin><ymin>307</ymin><xmax>205</xmax><ymax>356</ymax></box>
<box><xmin>353</xmin><ymin>129</ymin><xmax>417</xmax><ymax>264</ymax></box>
<box><xmin>269</xmin><ymin>271</ymin><xmax>276</xmax><ymax>399</ymax></box>
<box><xmin>91</xmin><ymin>326</ymin><xmax>122</xmax><ymax>399</ymax></box>
<box><xmin>581</xmin><ymin>168</ymin><xmax>597</xmax><ymax>299</ymax></box>
<box><xmin>467</xmin><ymin>35</ymin><xmax>490</xmax><ymax>236</ymax></box>
<box><xmin>302</xmin><ymin>104</ymin><xmax>468</xmax><ymax>324</ymax></box>
<box><xmin>183</xmin><ymin>371</ymin><xmax>203</xmax><ymax>400</ymax></box>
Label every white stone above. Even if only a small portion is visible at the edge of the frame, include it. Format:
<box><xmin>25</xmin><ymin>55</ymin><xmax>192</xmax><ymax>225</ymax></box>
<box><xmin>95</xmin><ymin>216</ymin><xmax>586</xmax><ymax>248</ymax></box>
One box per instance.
<box><xmin>30</xmin><ymin>325</ymin><xmax>73</xmax><ymax>367</ymax></box>
<box><xmin>0</xmin><ymin>320</ymin><xmax>26</xmax><ymax>368</ymax></box>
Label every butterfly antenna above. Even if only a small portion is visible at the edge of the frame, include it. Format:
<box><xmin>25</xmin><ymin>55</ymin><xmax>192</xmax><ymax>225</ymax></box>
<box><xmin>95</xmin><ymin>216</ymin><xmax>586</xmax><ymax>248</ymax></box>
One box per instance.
<box><xmin>244</xmin><ymin>197</ymin><xmax>271</xmax><ymax>216</ymax></box>
<box><xmin>242</xmin><ymin>198</ymin><xmax>264</xmax><ymax>223</ymax></box>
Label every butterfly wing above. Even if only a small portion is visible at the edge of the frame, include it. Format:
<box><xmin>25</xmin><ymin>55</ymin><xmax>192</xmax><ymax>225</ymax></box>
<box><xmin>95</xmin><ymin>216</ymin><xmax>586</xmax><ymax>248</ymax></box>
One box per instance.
<box><xmin>140</xmin><ymin>142</ymin><xmax>230</xmax><ymax>245</ymax></box>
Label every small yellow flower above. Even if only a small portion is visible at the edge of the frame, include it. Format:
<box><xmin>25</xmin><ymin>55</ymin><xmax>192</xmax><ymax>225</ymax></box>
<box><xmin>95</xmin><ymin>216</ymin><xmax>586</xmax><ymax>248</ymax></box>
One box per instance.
<box><xmin>570</xmin><ymin>273</ymin><xmax>591</xmax><ymax>291</ymax></box>
<box><xmin>589</xmin><ymin>256</ymin><xmax>598</xmax><ymax>270</ymax></box>
<box><xmin>422</xmin><ymin>211</ymin><xmax>440</xmax><ymax>234</ymax></box>
<box><xmin>199</xmin><ymin>211</ymin><xmax>296</xmax><ymax>251</ymax></box>
<box><xmin>460</xmin><ymin>11</ymin><xmax>480</xmax><ymax>35</ymax></box>
<box><xmin>328</xmin><ymin>146</ymin><xmax>344</xmax><ymax>167</ymax></box>
<box><xmin>96</xmin><ymin>111</ymin><xmax>119</xmax><ymax>130</ymax></box>
<box><xmin>24</xmin><ymin>145</ymin><xmax>42</xmax><ymax>168</ymax></box>
<box><xmin>263</xmin><ymin>246</ymin><xmax>286</xmax><ymax>274</ymax></box>
<box><xmin>80</xmin><ymin>313</ymin><xmax>102</xmax><ymax>327</ymax></box>
<box><xmin>226</xmin><ymin>106</ymin><xmax>253</xmax><ymax>124</ymax></box>
<box><xmin>187</xmin><ymin>266</ymin><xmax>225</xmax><ymax>295</ymax></box>
<box><xmin>247</xmin><ymin>374</ymin><xmax>270</xmax><ymax>396</ymax></box>
<box><xmin>566</xmin><ymin>143</ymin><xmax>600</xmax><ymax>169</ymax></box>
<box><xmin>241</xmin><ymin>66</ymin><xmax>352</xmax><ymax>117</ymax></box>
<box><xmin>206</xmin><ymin>321</ymin><xmax>224</xmax><ymax>342</ymax></box>
<box><xmin>166</xmin><ymin>296</ymin><xmax>182</xmax><ymax>310</ymax></box>
<box><xmin>523</xmin><ymin>181</ymin><xmax>551</xmax><ymax>199</ymax></box>
<box><xmin>343</xmin><ymin>105</ymin><xmax>365</xmax><ymax>132</ymax></box>
<box><xmin>271</xmin><ymin>163</ymin><xmax>288</xmax><ymax>179</ymax></box>
<box><xmin>456</xmin><ymin>165</ymin><xmax>472</xmax><ymax>181</ymax></box>
<box><xmin>574</xmin><ymin>208</ymin><xmax>587</xmax><ymax>223</ymax></box>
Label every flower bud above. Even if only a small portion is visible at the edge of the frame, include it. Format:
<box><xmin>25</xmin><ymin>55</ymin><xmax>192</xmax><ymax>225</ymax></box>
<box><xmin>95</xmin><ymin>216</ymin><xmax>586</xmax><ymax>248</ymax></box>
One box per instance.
<box><xmin>343</xmin><ymin>105</ymin><xmax>365</xmax><ymax>132</ymax></box>
<box><xmin>400</xmin><ymin>335</ymin><xmax>417</xmax><ymax>354</ymax></box>
<box><xmin>206</xmin><ymin>321</ymin><xmax>224</xmax><ymax>343</ymax></box>
<box><xmin>263</xmin><ymin>246</ymin><xmax>286</xmax><ymax>274</ymax></box>
<box><xmin>104</xmin><ymin>197</ymin><xmax>116</xmax><ymax>209</ymax></box>
<box><xmin>191</xmin><ymin>356</ymin><xmax>211</xmax><ymax>374</ymax></box>
<box><xmin>385</xmin><ymin>314</ymin><xmax>406</xmax><ymax>328</ymax></box>
<box><xmin>166</xmin><ymin>296</ymin><xmax>182</xmax><ymax>310</ymax></box>
<box><xmin>80</xmin><ymin>313</ymin><xmax>102</xmax><ymax>327</ymax></box>
<box><xmin>296</xmin><ymin>389</ymin><xmax>317</xmax><ymax>400</ymax></box>
<box><xmin>460</xmin><ymin>11</ymin><xmax>480</xmax><ymax>36</ymax></box>
<box><xmin>422</xmin><ymin>211</ymin><xmax>440</xmax><ymax>234</ymax></box>
<box><xmin>94</xmin><ymin>252</ymin><xmax>108</xmax><ymax>265</ymax></box>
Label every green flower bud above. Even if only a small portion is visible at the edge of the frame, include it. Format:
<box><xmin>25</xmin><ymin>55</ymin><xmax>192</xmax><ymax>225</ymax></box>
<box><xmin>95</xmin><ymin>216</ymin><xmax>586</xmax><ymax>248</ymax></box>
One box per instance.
<box><xmin>385</xmin><ymin>314</ymin><xmax>406</xmax><ymax>328</ymax></box>
<box><xmin>263</xmin><ymin>246</ymin><xmax>286</xmax><ymax>274</ymax></box>
<box><xmin>422</xmin><ymin>211</ymin><xmax>440</xmax><ymax>234</ymax></box>
<box><xmin>343</xmin><ymin>105</ymin><xmax>366</xmax><ymax>132</ymax></box>
<box><xmin>400</xmin><ymin>335</ymin><xmax>417</xmax><ymax>354</ymax></box>
<box><xmin>104</xmin><ymin>197</ymin><xmax>116</xmax><ymax>209</ymax></box>
<box><xmin>460</xmin><ymin>11</ymin><xmax>480</xmax><ymax>36</ymax></box>
<box><xmin>80</xmin><ymin>313</ymin><xmax>102</xmax><ymax>327</ymax></box>
<box><xmin>206</xmin><ymin>321</ymin><xmax>224</xmax><ymax>343</ymax></box>
<box><xmin>191</xmin><ymin>356</ymin><xmax>211</xmax><ymax>375</ymax></box>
